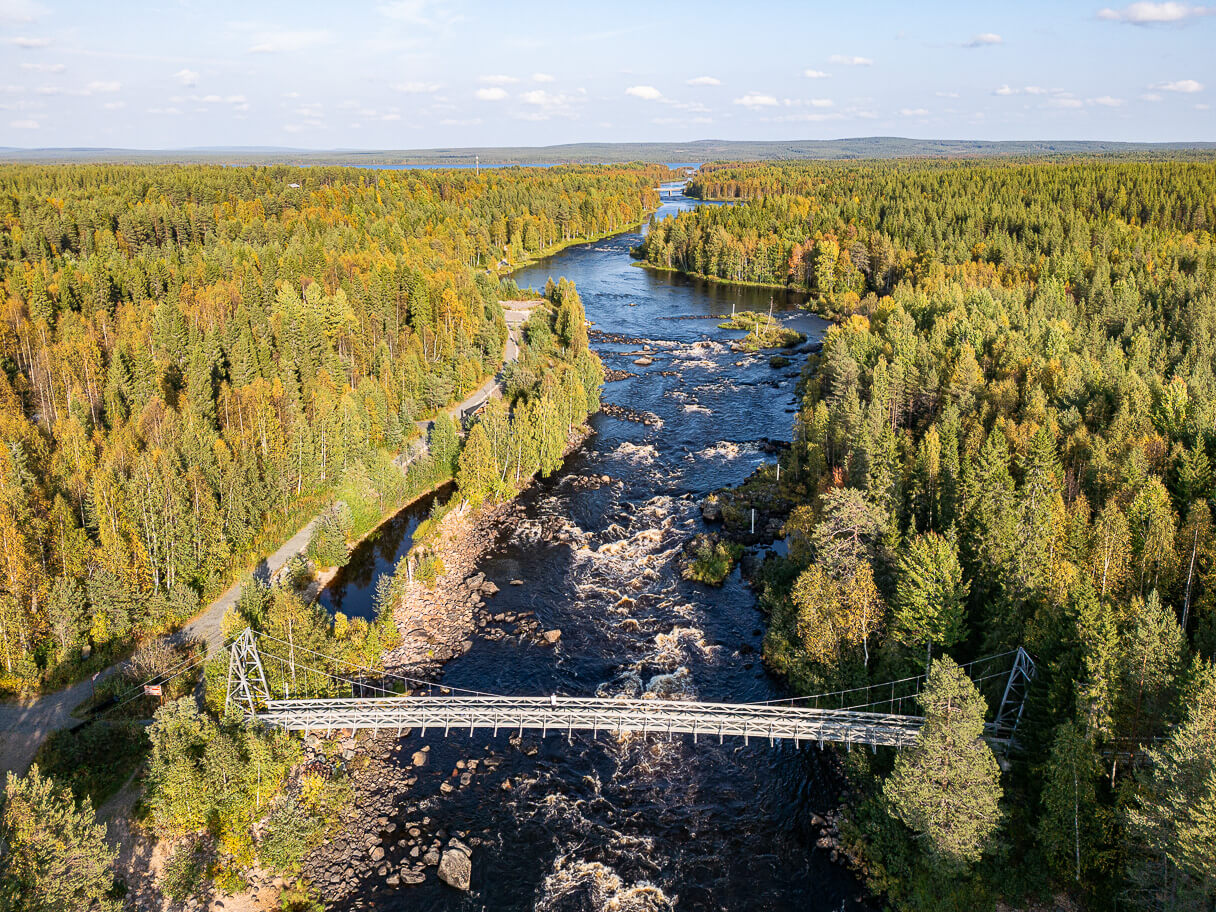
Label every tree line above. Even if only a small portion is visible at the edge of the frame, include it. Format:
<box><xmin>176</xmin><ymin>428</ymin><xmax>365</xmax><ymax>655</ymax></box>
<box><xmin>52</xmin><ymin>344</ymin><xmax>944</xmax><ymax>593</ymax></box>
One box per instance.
<box><xmin>653</xmin><ymin>158</ymin><xmax>1216</xmax><ymax>910</ymax></box>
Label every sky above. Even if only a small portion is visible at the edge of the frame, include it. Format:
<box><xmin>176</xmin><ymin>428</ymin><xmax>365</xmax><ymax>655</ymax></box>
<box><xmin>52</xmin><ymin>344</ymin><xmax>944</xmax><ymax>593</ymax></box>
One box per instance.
<box><xmin>0</xmin><ymin>0</ymin><xmax>1212</xmax><ymax>149</ymax></box>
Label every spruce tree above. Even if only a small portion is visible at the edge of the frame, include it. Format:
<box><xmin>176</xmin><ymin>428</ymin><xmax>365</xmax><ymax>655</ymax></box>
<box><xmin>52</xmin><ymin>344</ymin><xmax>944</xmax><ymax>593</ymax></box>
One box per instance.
<box><xmin>891</xmin><ymin>529</ymin><xmax>968</xmax><ymax>673</ymax></box>
<box><xmin>1037</xmin><ymin>721</ymin><xmax>1106</xmax><ymax>885</ymax></box>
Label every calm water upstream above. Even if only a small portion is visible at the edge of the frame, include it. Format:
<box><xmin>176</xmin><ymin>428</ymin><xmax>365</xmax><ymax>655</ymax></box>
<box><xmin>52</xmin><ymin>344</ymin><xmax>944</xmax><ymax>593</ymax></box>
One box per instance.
<box><xmin>327</xmin><ymin>186</ymin><xmax>867</xmax><ymax>911</ymax></box>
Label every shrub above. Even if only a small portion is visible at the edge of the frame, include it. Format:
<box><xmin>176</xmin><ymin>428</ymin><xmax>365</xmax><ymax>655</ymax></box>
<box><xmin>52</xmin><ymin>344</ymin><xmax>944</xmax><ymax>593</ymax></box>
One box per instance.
<box><xmin>258</xmin><ymin>798</ymin><xmax>323</xmax><ymax>874</ymax></box>
<box><xmin>159</xmin><ymin>837</ymin><xmax>207</xmax><ymax>902</ymax></box>
<box><xmin>306</xmin><ymin>508</ymin><xmax>351</xmax><ymax>569</ymax></box>
<box><xmin>414</xmin><ymin>552</ymin><xmax>445</xmax><ymax>589</ymax></box>
<box><xmin>34</xmin><ymin>721</ymin><xmax>149</xmax><ymax>807</ymax></box>
<box><xmin>681</xmin><ymin>535</ymin><xmax>744</xmax><ymax>586</ymax></box>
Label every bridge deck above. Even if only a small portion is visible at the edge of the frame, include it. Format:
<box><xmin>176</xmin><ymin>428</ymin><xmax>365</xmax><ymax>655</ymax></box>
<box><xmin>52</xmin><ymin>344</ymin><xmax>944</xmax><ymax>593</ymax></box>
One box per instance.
<box><xmin>255</xmin><ymin>695</ymin><xmax>924</xmax><ymax>748</ymax></box>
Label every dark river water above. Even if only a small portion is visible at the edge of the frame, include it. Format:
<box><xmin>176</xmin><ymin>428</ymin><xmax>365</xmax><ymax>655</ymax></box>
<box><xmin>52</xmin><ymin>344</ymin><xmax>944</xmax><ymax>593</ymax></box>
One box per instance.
<box><xmin>326</xmin><ymin>186</ymin><xmax>866</xmax><ymax>911</ymax></box>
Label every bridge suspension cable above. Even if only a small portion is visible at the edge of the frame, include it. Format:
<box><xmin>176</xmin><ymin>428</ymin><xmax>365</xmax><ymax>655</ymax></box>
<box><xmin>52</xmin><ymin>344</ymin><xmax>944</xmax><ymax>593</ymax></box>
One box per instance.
<box><xmin>225</xmin><ymin>628</ymin><xmax>1036</xmax><ymax>751</ymax></box>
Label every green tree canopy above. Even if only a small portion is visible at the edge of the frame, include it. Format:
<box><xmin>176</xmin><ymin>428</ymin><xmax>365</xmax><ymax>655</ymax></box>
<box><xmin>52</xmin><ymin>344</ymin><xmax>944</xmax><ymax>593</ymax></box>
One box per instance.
<box><xmin>0</xmin><ymin>765</ymin><xmax>117</xmax><ymax>912</ymax></box>
<box><xmin>883</xmin><ymin>657</ymin><xmax>1003</xmax><ymax>872</ymax></box>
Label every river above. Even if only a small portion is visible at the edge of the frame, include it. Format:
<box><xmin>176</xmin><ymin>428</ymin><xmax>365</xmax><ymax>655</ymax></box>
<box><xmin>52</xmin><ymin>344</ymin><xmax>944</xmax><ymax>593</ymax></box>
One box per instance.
<box><xmin>324</xmin><ymin>185</ymin><xmax>867</xmax><ymax>910</ymax></box>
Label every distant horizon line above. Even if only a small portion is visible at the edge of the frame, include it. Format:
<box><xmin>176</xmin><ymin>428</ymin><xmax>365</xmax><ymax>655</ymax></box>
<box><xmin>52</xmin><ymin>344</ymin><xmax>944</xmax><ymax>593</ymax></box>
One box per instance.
<box><xmin>3</xmin><ymin>136</ymin><xmax>1215</xmax><ymax>166</ymax></box>
<box><xmin>4</xmin><ymin>136</ymin><xmax>1216</xmax><ymax>152</ymax></box>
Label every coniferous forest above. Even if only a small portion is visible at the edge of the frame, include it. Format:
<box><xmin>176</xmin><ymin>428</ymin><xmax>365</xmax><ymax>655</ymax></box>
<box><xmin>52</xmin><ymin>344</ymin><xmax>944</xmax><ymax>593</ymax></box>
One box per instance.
<box><xmin>642</xmin><ymin>157</ymin><xmax>1216</xmax><ymax>910</ymax></box>
<box><xmin>0</xmin><ymin>163</ymin><xmax>663</xmax><ymax>691</ymax></box>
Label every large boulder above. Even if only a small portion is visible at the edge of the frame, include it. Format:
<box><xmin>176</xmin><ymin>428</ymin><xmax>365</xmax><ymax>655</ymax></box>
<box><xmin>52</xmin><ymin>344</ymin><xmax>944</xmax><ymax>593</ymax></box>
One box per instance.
<box><xmin>437</xmin><ymin>840</ymin><xmax>472</xmax><ymax>890</ymax></box>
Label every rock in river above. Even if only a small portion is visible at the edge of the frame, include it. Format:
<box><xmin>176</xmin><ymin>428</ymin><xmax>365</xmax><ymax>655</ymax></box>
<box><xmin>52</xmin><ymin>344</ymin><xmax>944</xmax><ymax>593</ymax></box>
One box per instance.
<box><xmin>438</xmin><ymin>840</ymin><xmax>472</xmax><ymax>890</ymax></box>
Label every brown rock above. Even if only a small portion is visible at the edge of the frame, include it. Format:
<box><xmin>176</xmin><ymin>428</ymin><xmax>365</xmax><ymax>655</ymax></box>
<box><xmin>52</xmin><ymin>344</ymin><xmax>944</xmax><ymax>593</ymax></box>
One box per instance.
<box><xmin>437</xmin><ymin>840</ymin><xmax>472</xmax><ymax>890</ymax></box>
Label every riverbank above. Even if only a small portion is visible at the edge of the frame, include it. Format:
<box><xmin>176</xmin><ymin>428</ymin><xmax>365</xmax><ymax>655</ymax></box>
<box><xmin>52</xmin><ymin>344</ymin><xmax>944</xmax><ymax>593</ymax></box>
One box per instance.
<box><xmin>631</xmin><ymin>260</ymin><xmax>799</xmax><ymax>294</ymax></box>
<box><xmin>383</xmin><ymin>426</ymin><xmax>595</xmax><ymax>675</ymax></box>
<box><xmin>503</xmin><ymin>214</ymin><xmax>656</xmax><ymax>277</ymax></box>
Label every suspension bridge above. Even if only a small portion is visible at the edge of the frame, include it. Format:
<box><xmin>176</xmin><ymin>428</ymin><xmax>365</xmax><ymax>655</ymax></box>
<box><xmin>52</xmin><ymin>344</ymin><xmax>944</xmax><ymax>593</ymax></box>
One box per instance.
<box><xmin>218</xmin><ymin>628</ymin><xmax>1036</xmax><ymax>751</ymax></box>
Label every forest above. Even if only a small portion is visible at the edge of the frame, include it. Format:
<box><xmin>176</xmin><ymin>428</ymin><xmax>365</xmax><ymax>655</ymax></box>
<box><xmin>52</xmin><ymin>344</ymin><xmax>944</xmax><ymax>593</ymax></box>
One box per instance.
<box><xmin>0</xmin><ymin>161</ymin><xmax>664</xmax><ymax>692</ymax></box>
<box><xmin>645</xmin><ymin>158</ymin><xmax>1216</xmax><ymax>910</ymax></box>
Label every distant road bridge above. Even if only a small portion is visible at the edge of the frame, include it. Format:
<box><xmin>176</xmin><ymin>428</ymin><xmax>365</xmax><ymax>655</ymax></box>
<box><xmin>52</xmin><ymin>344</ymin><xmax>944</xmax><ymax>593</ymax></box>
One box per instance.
<box><xmin>221</xmin><ymin>629</ymin><xmax>1035</xmax><ymax>752</ymax></box>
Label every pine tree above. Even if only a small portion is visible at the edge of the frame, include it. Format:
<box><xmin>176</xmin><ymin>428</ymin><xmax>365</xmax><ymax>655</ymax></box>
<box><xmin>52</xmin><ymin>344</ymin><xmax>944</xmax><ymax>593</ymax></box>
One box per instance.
<box><xmin>883</xmin><ymin>657</ymin><xmax>1003</xmax><ymax>871</ymax></box>
<box><xmin>0</xmin><ymin>765</ymin><xmax>117</xmax><ymax>912</ymax></box>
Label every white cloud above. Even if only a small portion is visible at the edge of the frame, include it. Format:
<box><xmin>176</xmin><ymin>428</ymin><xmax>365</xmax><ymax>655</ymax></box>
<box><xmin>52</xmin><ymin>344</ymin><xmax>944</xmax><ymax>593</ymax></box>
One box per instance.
<box><xmin>393</xmin><ymin>81</ymin><xmax>442</xmax><ymax>93</ymax></box>
<box><xmin>1090</xmin><ymin>95</ymin><xmax>1125</xmax><ymax>106</ymax></box>
<box><xmin>1155</xmin><ymin>78</ymin><xmax>1204</xmax><ymax>92</ymax></box>
<box><xmin>377</xmin><ymin>0</ymin><xmax>458</xmax><ymax>27</ymax></box>
<box><xmin>474</xmin><ymin>87</ymin><xmax>508</xmax><ymax>101</ymax></box>
<box><xmin>86</xmin><ymin>80</ymin><xmax>121</xmax><ymax>94</ymax></box>
<box><xmin>381</xmin><ymin>112</ymin><xmax>401</xmax><ymax>121</ymax></box>
<box><xmin>1140</xmin><ymin>92</ymin><xmax>1163</xmax><ymax>101</ymax></box>
<box><xmin>964</xmin><ymin>32</ymin><xmax>1003</xmax><ymax>46</ymax></box>
<box><xmin>519</xmin><ymin>89</ymin><xmax>582</xmax><ymax>108</ymax></box>
<box><xmin>9</xmin><ymin>118</ymin><xmax>39</xmax><ymax>128</ymax></box>
<box><xmin>147</xmin><ymin>107</ymin><xmax>182</xmax><ymax>115</ymax></box>
<box><xmin>1197</xmin><ymin>102</ymin><xmax>1212</xmax><ymax>109</ymax></box>
<box><xmin>625</xmin><ymin>85</ymin><xmax>662</xmax><ymax>100</ymax></box>
<box><xmin>829</xmin><ymin>54</ymin><xmax>873</xmax><ymax>66</ymax></box>
<box><xmin>532</xmin><ymin>72</ymin><xmax>555</xmax><ymax>83</ymax></box>
<box><xmin>248</xmin><ymin>30</ymin><xmax>330</xmax><ymax>53</ymax></box>
<box><xmin>997</xmin><ymin>85</ymin><xmax>1060</xmax><ymax>96</ymax></box>
<box><xmin>1098</xmin><ymin>2</ymin><xmax>1212</xmax><ymax>23</ymax></box>
<box><xmin>439</xmin><ymin>117</ymin><xmax>481</xmax><ymax>126</ymax></box>
<box><xmin>173</xmin><ymin>68</ymin><xmax>199</xmax><ymax>87</ymax></box>
<box><xmin>11</xmin><ymin>36</ymin><xmax>49</xmax><ymax>48</ymax></box>
<box><xmin>686</xmin><ymin>75</ymin><xmax>720</xmax><ymax>85</ymax></box>
<box><xmin>20</xmin><ymin>62</ymin><xmax>63</xmax><ymax>72</ymax></box>
<box><xmin>784</xmin><ymin>97</ymin><xmax>834</xmax><ymax>108</ymax></box>
<box><xmin>103</xmin><ymin>100</ymin><xmax>125</xmax><ymax>110</ymax></box>
<box><xmin>899</xmin><ymin>107</ymin><xmax>930</xmax><ymax>116</ymax></box>
<box><xmin>734</xmin><ymin>92</ymin><xmax>779</xmax><ymax>107</ymax></box>
<box><xmin>1047</xmin><ymin>96</ymin><xmax>1083</xmax><ymax>108</ymax></box>
<box><xmin>479</xmin><ymin>74</ymin><xmax>518</xmax><ymax>84</ymax></box>
<box><xmin>936</xmin><ymin>90</ymin><xmax>960</xmax><ymax>98</ymax></box>
<box><xmin>803</xmin><ymin>69</ymin><xmax>830</xmax><ymax>79</ymax></box>
<box><xmin>0</xmin><ymin>0</ymin><xmax>46</xmax><ymax>24</ymax></box>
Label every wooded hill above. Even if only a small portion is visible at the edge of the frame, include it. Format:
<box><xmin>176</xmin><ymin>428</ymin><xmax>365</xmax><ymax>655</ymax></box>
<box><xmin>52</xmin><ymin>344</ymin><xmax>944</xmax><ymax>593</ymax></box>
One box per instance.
<box><xmin>0</xmin><ymin>162</ymin><xmax>665</xmax><ymax>691</ymax></box>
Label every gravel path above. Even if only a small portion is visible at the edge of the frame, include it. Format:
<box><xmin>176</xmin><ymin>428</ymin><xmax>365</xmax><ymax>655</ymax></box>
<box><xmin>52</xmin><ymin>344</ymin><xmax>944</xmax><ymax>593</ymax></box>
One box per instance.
<box><xmin>0</xmin><ymin>305</ymin><xmax>540</xmax><ymax>778</ymax></box>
